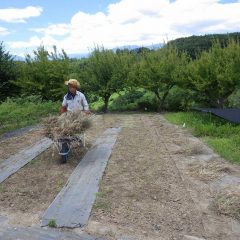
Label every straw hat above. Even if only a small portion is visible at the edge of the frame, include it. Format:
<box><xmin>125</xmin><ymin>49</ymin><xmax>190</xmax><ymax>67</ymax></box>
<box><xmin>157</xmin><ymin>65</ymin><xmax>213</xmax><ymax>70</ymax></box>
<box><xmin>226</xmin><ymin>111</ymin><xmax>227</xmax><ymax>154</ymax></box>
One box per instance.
<box><xmin>64</xmin><ymin>79</ymin><xmax>80</xmax><ymax>88</ymax></box>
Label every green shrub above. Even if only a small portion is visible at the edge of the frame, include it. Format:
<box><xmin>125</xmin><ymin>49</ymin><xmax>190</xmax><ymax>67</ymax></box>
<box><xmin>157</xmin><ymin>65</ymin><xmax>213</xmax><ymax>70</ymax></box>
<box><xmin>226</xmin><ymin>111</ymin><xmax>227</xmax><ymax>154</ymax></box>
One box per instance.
<box><xmin>6</xmin><ymin>95</ymin><xmax>43</xmax><ymax>104</ymax></box>
<box><xmin>0</xmin><ymin>96</ymin><xmax>59</xmax><ymax>135</ymax></box>
<box><xmin>109</xmin><ymin>90</ymin><xmax>145</xmax><ymax>111</ymax></box>
<box><xmin>228</xmin><ymin>90</ymin><xmax>240</xmax><ymax>108</ymax></box>
<box><xmin>137</xmin><ymin>99</ymin><xmax>158</xmax><ymax>111</ymax></box>
<box><xmin>165</xmin><ymin>87</ymin><xmax>195</xmax><ymax>111</ymax></box>
<box><xmin>110</xmin><ymin>90</ymin><xmax>144</xmax><ymax>109</ymax></box>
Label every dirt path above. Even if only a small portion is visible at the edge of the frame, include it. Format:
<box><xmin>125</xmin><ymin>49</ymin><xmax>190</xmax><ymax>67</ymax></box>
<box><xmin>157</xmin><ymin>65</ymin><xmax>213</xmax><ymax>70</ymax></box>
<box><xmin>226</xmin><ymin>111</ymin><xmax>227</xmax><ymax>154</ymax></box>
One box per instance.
<box><xmin>87</xmin><ymin>114</ymin><xmax>240</xmax><ymax>240</ymax></box>
<box><xmin>1</xmin><ymin>113</ymin><xmax>240</xmax><ymax>240</ymax></box>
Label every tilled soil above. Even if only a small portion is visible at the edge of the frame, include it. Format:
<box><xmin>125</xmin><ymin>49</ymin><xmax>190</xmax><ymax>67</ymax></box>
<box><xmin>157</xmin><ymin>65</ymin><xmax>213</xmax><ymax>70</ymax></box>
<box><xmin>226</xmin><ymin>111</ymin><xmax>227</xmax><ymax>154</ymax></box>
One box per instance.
<box><xmin>87</xmin><ymin>114</ymin><xmax>240</xmax><ymax>240</ymax></box>
<box><xmin>88</xmin><ymin>114</ymin><xmax>204</xmax><ymax>240</ymax></box>
<box><xmin>1</xmin><ymin>113</ymin><xmax>240</xmax><ymax>240</ymax></box>
<box><xmin>0</xmin><ymin>114</ymin><xmax>124</xmax><ymax>226</ymax></box>
<box><xmin>0</xmin><ymin>129</ymin><xmax>44</xmax><ymax>163</ymax></box>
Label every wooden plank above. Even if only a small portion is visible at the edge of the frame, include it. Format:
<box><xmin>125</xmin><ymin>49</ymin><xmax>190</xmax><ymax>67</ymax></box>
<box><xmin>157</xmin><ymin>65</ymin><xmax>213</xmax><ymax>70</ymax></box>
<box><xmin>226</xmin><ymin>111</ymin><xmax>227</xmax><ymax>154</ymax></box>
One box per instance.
<box><xmin>0</xmin><ymin>125</ymin><xmax>40</xmax><ymax>142</ymax></box>
<box><xmin>41</xmin><ymin>127</ymin><xmax>121</xmax><ymax>228</ymax></box>
<box><xmin>0</xmin><ymin>138</ymin><xmax>52</xmax><ymax>183</ymax></box>
<box><xmin>0</xmin><ymin>226</ymin><xmax>106</xmax><ymax>240</ymax></box>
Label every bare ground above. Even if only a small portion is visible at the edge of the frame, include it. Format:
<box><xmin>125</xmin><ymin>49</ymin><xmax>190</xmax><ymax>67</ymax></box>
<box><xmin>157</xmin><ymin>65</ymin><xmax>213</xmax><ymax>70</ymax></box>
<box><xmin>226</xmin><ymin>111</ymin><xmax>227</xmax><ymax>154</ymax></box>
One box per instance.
<box><xmin>0</xmin><ymin>114</ymin><xmax>124</xmax><ymax>226</ymax></box>
<box><xmin>0</xmin><ymin>129</ymin><xmax>44</xmax><ymax>163</ymax></box>
<box><xmin>0</xmin><ymin>113</ymin><xmax>240</xmax><ymax>240</ymax></box>
<box><xmin>86</xmin><ymin>114</ymin><xmax>240</xmax><ymax>240</ymax></box>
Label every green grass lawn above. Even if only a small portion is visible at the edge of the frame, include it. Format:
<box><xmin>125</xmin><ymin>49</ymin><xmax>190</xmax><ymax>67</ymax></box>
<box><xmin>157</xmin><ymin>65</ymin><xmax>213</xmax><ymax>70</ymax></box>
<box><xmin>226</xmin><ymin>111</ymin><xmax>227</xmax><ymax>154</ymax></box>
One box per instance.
<box><xmin>0</xmin><ymin>97</ymin><xmax>60</xmax><ymax>135</ymax></box>
<box><xmin>165</xmin><ymin>112</ymin><xmax>240</xmax><ymax>164</ymax></box>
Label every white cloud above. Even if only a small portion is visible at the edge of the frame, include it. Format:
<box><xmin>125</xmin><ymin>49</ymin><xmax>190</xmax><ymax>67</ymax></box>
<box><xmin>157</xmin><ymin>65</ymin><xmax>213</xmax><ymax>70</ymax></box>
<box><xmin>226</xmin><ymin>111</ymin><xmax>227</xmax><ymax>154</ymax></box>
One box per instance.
<box><xmin>0</xmin><ymin>6</ymin><xmax>42</xmax><ymax>23</ymax></box>
<box><xmin>0</xmin><ymin>27</ymin><xmax>10</xmax><ymax>36</ymax></box>
<box><xmin>31</xmin><ymin>24</ymin><xmax>70</xmax><ymax>36</ymax></box>
<box><xmin>9</xmin><ymin>36</ymin><xmax>58</xmax><ymax>48</ymax></box>
<box><xmin>7</xmin><ymin>0</ymin><xmax>240</xmax><ymax>54</ymax></box>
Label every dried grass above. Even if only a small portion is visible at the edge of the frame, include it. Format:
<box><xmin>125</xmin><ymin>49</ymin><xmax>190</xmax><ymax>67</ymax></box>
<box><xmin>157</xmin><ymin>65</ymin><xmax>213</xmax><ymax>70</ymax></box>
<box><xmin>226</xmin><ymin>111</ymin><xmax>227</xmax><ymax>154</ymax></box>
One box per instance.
<box><xmin>174</xmin><ymin>143</ymin><xmax>208</xmax><ymax>156</ymax></box>
<box><xmin>213</xmin><ymin>186</ymin><xmax>240</xmax><ymax>220</ymax></box>
<box><xmin>188</xmin><ymin>161</ymin><xmax>231</xmax><ymax>182</ymax></box>
<box><xmin>42</xmin><ymin>111</ymin><xmax>92</xmax><ymax>140</ymax></box>
<box><xmin>187</xmin><ymin>143</ymin><xmax>208</xmax><ymax>155</ymax></box>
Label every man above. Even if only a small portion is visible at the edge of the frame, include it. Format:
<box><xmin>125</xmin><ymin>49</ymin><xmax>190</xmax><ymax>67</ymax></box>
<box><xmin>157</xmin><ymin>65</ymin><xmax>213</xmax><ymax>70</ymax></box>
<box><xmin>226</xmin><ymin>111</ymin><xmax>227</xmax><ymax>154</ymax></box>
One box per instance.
<box><xmin>59</xmin><ymin>79</ymin><xmax>90</xmax><ymax>163</ymax></box>
<box><xmin>61</xmin><ymin>79</ymin><xmax>91</xmax><ymax>114</ymax></box>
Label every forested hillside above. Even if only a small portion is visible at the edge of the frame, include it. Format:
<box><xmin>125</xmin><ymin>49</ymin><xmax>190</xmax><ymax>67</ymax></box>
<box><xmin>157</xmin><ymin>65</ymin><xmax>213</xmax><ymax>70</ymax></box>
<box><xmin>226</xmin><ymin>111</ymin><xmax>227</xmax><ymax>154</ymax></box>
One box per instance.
<box><xmin>168</xmin><ymin>32</ymin><xmax>240</xmax><ymax>59</ymax></box>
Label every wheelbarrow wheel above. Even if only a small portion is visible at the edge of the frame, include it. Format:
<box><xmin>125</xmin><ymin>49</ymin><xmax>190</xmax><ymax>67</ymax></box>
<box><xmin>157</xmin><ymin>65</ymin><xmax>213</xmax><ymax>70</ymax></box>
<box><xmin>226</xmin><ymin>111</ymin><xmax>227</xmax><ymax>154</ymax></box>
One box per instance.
<box><xmin>61</xmin><ymin>154</ymin><xmax>68</xmax><ymax>164</ymax></box>
<box><xmin>60</xmin><ymin>141</ymin><xmax>70</xmax><ymax>164</ymax></box>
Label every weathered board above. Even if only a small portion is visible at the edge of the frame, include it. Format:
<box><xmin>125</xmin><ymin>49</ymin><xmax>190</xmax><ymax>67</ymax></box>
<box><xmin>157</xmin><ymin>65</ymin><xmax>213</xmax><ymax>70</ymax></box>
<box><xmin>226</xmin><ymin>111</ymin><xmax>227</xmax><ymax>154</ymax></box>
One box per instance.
<box><xmin>0</xmin><ymin>125</ymin><xmax>40</xmax><ymax>142</ymax></box>
<box><xmin>41</xmin><ymin>127</ymin><xmax>121</xmax><ymax>228</ymax></box>
<box><xmin>0</xmin><ymin>226</ymin><xmax>105</xmax><ymax>240</ymax></box>
<box><xmin>0</xmin><ymin>138</ymin><xmax>52</xmax><ymax>183</ymax></box>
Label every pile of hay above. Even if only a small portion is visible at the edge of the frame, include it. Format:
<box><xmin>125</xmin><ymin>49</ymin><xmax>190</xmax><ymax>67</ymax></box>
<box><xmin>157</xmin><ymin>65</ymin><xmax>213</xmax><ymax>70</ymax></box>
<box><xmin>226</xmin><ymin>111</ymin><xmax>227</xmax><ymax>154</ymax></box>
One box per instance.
<box><xmin>188</xmin><ymin>160</ymin><xmax>231</xmax><ymax>182</ymax></box>
<box><xmin>213</xmin><ymin>186</ymin><xmax>240</xmax><ymax>220</ymax></box>
<box><xmin>43</xmin><ymin>111</ymin><xmax>92</xmax><ymax>140</ymax></box>
<box><xmin>173</xmin><ymin>141</ymin><xmax>209</xmax><ymax>156</ymax></box>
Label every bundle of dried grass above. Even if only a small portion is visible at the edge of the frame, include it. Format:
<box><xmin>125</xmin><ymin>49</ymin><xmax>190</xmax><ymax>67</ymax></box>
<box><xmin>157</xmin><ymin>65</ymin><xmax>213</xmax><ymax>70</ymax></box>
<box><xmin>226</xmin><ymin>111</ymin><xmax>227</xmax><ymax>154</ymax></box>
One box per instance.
<box><xmin>213</xmin><ymin>186</ymin><xmax>240</xmax><ymax>220</ymax></box>
<box><xmin>43</xmin><ymin>111</ymin><xmax>92</xmax><ymax>140</ymax></box>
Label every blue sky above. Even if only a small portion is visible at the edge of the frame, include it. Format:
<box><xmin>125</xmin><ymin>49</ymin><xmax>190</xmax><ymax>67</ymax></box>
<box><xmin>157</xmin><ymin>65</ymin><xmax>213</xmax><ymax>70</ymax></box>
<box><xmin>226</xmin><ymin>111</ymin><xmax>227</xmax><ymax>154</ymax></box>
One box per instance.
<box><xmin>0</xmin><ymin>0</ymin><xmax>119</xmax><ymax>41</ymax></box>
<box><xmin>0</xmin><ymin>0</ymin><xmax>239</xmax><ymax>56</ymax></box>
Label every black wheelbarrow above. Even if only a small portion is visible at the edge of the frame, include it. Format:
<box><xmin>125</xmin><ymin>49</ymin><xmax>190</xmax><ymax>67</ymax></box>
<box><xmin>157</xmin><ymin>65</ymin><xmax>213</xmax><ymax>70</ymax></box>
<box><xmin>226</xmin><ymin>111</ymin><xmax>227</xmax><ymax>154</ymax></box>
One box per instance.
<box><xmin>54</xmin><ymin>134</ymin><xmax>86</xmax><ymax>163</ymax></box>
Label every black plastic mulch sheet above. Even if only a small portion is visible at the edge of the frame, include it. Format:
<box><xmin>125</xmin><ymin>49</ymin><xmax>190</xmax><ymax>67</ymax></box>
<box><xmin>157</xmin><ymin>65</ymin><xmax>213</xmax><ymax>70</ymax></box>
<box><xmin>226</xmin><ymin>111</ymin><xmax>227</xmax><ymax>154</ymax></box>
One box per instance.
<box><xmin>195</xmin><ymin>108</ymin><xmax>240</xmax><ymax>123</ymax></box>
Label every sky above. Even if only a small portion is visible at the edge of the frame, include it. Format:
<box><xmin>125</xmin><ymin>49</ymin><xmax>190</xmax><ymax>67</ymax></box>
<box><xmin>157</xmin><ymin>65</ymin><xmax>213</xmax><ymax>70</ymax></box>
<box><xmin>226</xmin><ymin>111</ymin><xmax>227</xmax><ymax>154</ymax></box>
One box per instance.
<box><xmin>0</xmin><ymin>0</ymin><xmax>239</xmax><ymax>57</ymax></box>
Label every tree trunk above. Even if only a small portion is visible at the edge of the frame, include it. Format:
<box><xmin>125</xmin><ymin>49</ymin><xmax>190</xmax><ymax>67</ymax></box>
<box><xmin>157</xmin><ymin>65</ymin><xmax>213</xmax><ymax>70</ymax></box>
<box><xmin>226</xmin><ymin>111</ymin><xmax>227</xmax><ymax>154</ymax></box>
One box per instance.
<box><xmin>158</xmin><ymin>91</ymin><xmax>169</xmax><ymax>112</ymax></box>
<box><xmin>154</xmin><ymin>90</ymin><xmax>162</xmax><ymax>111</ymax></box>
<box><xmin>155</xmin><ymin>84</ymin><xmax>174</xmax><ymax>112</ymax></box>
<box><xmin>216</xmin><ymin>97</ymin><xmax>227</xmax><ymax>109</ymax></box>
<box><xmin>216</xmin><ymin>90</ymin><xmax>234</xmax><ymax>108</ymax></box>
<box><xmin>103</xmin><ymin>95</ymin><xmax>110</xmax><ymax>113</ymax></box>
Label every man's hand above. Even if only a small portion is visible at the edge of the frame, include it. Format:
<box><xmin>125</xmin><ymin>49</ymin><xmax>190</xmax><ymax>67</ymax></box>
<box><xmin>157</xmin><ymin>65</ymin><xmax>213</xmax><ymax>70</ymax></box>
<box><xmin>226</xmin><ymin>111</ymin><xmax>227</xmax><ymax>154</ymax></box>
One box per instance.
<box><xmin>84</xmin><ymin>110</ymin><xmax>91</xmax><ymax>115</ymax></box>
<box><xmin>60</xmin><ymin>106</ymin><xmax>67</xmax><ymax>114</ymax></box>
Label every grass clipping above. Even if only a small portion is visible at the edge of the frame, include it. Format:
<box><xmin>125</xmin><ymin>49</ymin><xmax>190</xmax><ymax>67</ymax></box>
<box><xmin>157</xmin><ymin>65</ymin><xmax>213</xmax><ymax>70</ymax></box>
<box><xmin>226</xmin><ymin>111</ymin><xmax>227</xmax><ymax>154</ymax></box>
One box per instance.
<box><xmin>188</xmin><ymin>160</ymin><xmax>231</xmax><ymax>182</ymax></box>
<box><xmin>213</xmin><ymin>186</ymin><xmax>240</xmax><ymax>221</ymax></box>
<box><xmin>43</xmin><ymin>111</ymin><xmax>92</xmax><ymax>140</ymax></box>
